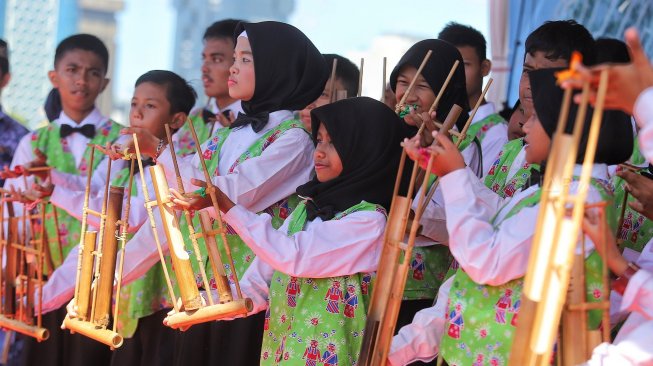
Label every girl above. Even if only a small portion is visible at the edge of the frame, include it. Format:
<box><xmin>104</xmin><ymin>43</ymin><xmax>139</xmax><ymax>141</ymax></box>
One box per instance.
<box><xmin>122</xmin><ymin>21</ymin><xmax>328</xmax><ymax>366</ymax></box>
<box><xmin>389</xmin><ymin>68</ymin><xmax>633</xmax><ymax>365</ymax></box>
<box><xmin>173</xmin><ymin>96</ymin><xmax>406</xmax><ymax>365</ymax></box>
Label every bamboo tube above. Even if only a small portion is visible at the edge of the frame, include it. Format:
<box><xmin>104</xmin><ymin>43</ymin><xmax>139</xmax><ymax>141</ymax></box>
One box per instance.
<box><xmin>76</xmin><ymin>231</ymin><xmax>97</xmax><ymax>320</ymax></box>
<box><xmin>0</xmin><ymin>315</ymin><xmax>48</xmax><ymax>341</ymax></box>
<box><xmin>165</xmin><ymin>298</ymin><xmax>253</xmax><ymax>330</ymax></box>
<box><xmin>149</xmin><ymin>165</ymin><xmax>202</xmax><ymax>311</ymax></box>
<box><xmin>113</xmin><ymin>158</ymin><xmax>135</xmax><ymax>334</ymax></box>
<box><xmin>328</xmin><ymin>59</ymin><xmax>338</xmax><ymax>104</ymax></box>
<box><xmin>62</xmin><ymin>317</ymin><xmax>122</xmax><ymax>349</ymax></box>
<box><xmin>381</xmin><ymin>57</ymin><xmax>387</xmax><ymax>102</ymax></box>
<box><xmin>198</xmin><ymin>211</ymin><xmax>233</xmax><ymax>303</ymax></box>
<box><xmin>358</xmin><ymin>58</ymin><xmax>364</xmax><ymax>97</ymax></box>
<box><xmin>4</xmin><ymin>218</ymin><xmax>17</xmax><ymax>315</ymax></box>
<box><xmin>92</xmin><ymin>186</ymin><xmax>124</xmax><ymax>327</ymax></box>
<box><xmin>395</xmin><ymin>50</ymin><xmax>432</xmax><ymax>114</ymax></box>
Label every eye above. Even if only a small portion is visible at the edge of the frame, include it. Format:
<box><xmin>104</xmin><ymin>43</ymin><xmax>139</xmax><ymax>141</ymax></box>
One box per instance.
<box><xmin>145</xmin><ymin>103</ymin><xmax>156</xmax><ymax>109</ymax></box>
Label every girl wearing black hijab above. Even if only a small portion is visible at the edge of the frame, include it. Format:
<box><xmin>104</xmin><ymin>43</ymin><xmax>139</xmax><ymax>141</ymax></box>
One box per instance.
<box><xmin>185</xmin><ymin>97</ymin><xmax>406</xmax><ymax>365</ymax></box>
<box><xmin>126</xmin><ymin>21</ymin><xmax>329</xmax><ymax>366</ymax></box>
<box><xmin>389</xmin><ymin>68</ymin><xmax>632</xmax><ymax>365</ymax></box>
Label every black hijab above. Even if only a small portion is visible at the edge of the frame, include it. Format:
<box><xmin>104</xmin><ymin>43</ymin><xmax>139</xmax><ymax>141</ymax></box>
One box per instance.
<box><xmin>390</xmin><ymin>39</ymin><xmax>470</xmax><ymax>131</ymax></box>
<box><xmin>296</xmin><ymin>97</ymin><xmax>405</xmax><ymax>220</ymax></box>
<box><xmin>530</xmin><ymin>68</ymin><xmax>633</xmax><ymax>165</ymax></box>
<box><xmin>231</xmin><ymin>21</ymin><xmax>329</xmax><ymax>131</ymax></box>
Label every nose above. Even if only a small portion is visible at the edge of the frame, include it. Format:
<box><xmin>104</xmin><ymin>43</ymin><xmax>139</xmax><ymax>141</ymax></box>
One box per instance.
<box><xmin>229</xmin><ymin>64</ymin><xmax>237</xmax><ymax>75</ymax></box>
<box><xmin>314</xmin><ymin>144</ymin><xmax>326</xmax><ymax>159</ymax></box>
<box><xmin>130</xmin><ymin>106</ymin><xmax>142</xmax><ymax>121</ymax></box>
<box><xmin>201</xmin><ymin>60</ymin><xmax>209</xmax><ymax>74</ymax></box>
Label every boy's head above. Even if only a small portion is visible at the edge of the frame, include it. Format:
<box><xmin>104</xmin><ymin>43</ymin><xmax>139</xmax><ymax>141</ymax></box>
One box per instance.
<box><xmin>595</xmin><ymin>38</ymin><xmax>631</xmax><ymax>64</ymax></box>
<box><xmin>202</xmin><ymin>19</ymin><xmax>242</xmax><ymax>104</ymax></box>
<box><xmin>438</xmin><ymin>22</ymin><xmax>491</xmax><ymax>104</ymax></box>
<box><xmin>299</xmin><ymin>54</ymin><xmax>360</xmax><ymax>130</ymax></box>
<box><xmin>519</xmin><ymin>20</ymin><xmax>595</xmax><ymax>118</ymax></box>
<box><xmin>49</xmin><ymin>34</ymin><xmax>110</xmax><ymax>120</ymax></box>
<box><xmin>0</xmin><ymin>39</ymin><xmax>11</xmax><ymax>93</ymax></box>
<box><xmin>131</xmin><ymin>70</ymin><xmax>197</xmax><ymax>139</ymax></box>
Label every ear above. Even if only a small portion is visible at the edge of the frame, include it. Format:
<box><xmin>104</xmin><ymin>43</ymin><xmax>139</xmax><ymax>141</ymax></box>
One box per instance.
<box><xmin>99</xmin><ymin>77</ymin><xmax>110</xmax><ymax>93</ymax></box>
<box><xmin>48</xmin><ymin>70</ymin><xmax>59</xmax><ymax>88</ymax></box>
<box><xmin>0</xmin><ymin>72</ymin><xmax>10</xmax><ymax>89</ymax></box>
<box><xmin>481</xmin><ymin>59</ymin><xmax>492</xmax><ymax>78</ymax></box>
<box><xmin>169</xmin><ymin>112</ymin><xmax>187</xmax><ymax>130</ymax></box>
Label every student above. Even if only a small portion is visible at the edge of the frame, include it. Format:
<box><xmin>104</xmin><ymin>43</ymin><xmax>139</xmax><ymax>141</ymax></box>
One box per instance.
<box><xmin>3</xmin><ymin>33</ymin><xmax>122</xmax><ymax>366</ymax></box>
<box><xmin>175</xmin><ymin>19</ymin><xmax>244</xmax><ymax>156</ymax></box>
<box><xmin>438</xmin><ymin>22</ymin><xmax>508</xmax><ymax>174</ymax></box>
<box><xmin>389</xmin><ymin>68</ymin><xmax>633</xmax><ymax>365</ymax></box>
<box><xmin>38</xmin><ymin>70</ymin><xmax>196</xmax><ymax>366</ymax></box>
<box><xmin>116</xmin><ymin>20</ymin><xmax>328</xmax><ymax>366</ymax></box>
<box><xmin>0</xmin><ymin>39</ymin><xmax>28</xmax><ymax>187</ymax></box>
<box><xmin>483</xmin><ymin>19</ymin><xmax>597</xmax><ymax>198</ymax></box>
<box><xmin>299</xmin><ymin>53</ymin><xmax>360</xmax><ymax>131</ymax></box>
<box><xmin>171</xmin><ymin>96</ymin><xmax>405</xmax><ymax>365</ymax></box>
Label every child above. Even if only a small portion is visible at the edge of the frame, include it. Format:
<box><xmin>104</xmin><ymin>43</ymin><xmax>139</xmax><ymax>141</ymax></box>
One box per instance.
<box><xmin>174</xmin><ymin>19</ymin><xmax>244</xmax><ymax>156</ymax></box>
<box><xmin>389</xmin><ymin>68</ymin><xmax>633</xmax><ymax>365</ymax></box>
<box><xmin>117</xmin><ymin>21</ymin><xmax>328</xmax><ymax>366</ymax></box>
<box><xmin>172</xmin><ymin>96</ymin><xmax>406</xmax><ymax>365</ymax></box>
<box><xmin>40</xmin><ymin>70</ymin><xmax>197</xmax><ymax>366</ymax></box>
<box><xmin>439</xmin><ymin>22</ymin><xmax>508</xmax><ymax>175</ymax></box>
<box><xmin>298</xmin><ymin>53</ymin><xmax>360</xmax><ymax>131</ymax></box>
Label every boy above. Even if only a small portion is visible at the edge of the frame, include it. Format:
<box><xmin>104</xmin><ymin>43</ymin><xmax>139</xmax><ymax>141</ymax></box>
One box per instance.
<box><xmin>298</xmin><ymin>54</ymin><xmax>359</xmax><ymax>131</ymax></box>
<box><xmin>174</xmin><ymin>19</ymin><xmax>244</xmax><ymax>156</ymax></box>
<box><xmin>0</xmin><ymin>39</ymin><xmax>28</xmax><ymax>187</ymax></box>
<box><xmin>439</xmin><ymin>22</ymin><xmax>508</xmax><ymax>175</ymax></box>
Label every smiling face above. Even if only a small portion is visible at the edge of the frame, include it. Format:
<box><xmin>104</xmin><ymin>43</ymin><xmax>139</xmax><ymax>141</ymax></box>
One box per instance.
<box><xmin>313</xmin><ymin>123</ymin><xmax>343</xmax><ymax>182</ymax></box>
<box><xmin>394</xmin><ymin>65</ymin><xmax>436</xmax><ymax>126</ymax></box>
<box><xmin>48</xmin><ymin>49</ymin><xmax>109</xmax><ymax>123</ymax></box>
<box><xmin>519</xmin><ymin>51</ymin><xmax>568</xmax><ymax>117</ymax></box>
<box><xmin>202</xmin><ymin>37</ymin><xmax>235</xmax><ymax>103</ymax></box>
<box><xmin>228</xmin><ymin>37</ymin><xmax>255</xmax><ymax>101</ymax></box>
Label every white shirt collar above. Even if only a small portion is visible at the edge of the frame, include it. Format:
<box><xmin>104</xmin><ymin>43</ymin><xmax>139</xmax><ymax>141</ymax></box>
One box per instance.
<box><xmin>55</xmin><ymin>107</ymin><xmax>106</xmax><ymax>128</ymax></box>
<box><xmin>472</xmin><ymin>102</ymin><xmax>496</xmax><ymax>123</ymax></box>
<box><xmin>572</xmin><ymin>163</ymin><xmax>609</xmax><ymax>181</ymax></box>
<box><xmin>217</xmin><ymin>100</ymin><xmax>243</xmax><ymax>115</ymax></box>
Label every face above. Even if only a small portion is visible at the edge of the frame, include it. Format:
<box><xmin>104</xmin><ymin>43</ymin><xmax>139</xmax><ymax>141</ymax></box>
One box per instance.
<box><xmin>457</xmin><ymin>45</ymin><xmax>489</xmax><ymax>100</ymax></box>
<box><xmin>299</xmin><ymin>77</ymin><xmax>346</xmax><ymax>131</ymax></box>
<box><xmin>130</xmin><ymin>82</ymin><xmax>182</xmax><ymax>140</ymax></box>
<box><xmin>228</xmin><ymin>37</ymin><xmax>255</xmax><ymax>101</ymax></box>
<box><xmin>202</xmin><ymin>38</ymin><xmax>234</xmax><ymax>99</ymax></box>
<box><xmin>395</xmin><ymin>66</ymin><xmax>436</xmax><ymax>126</ymax></box>
<box><xmin>519</xmin><ymin>51</ymin><xmax>568</xmax><ymax>117</ymax></box>
<box><xmin>314</xmin><ymin>123</ymin><xmax>343</xmax><ymax>182</ymax></box>
<box><xmin>48</xmin><ymin>49</ymin><xmax>109</xmax><ymax>118</ymax></box>
<box><xmin>522</xmin><ymin>112</ymin><xmax>551</xmax><ymax>164</ymax></box>
<box><xmin>507</xmin><ymin>103</ymin><xmax>526</xmax><ymax>140</ymax></box>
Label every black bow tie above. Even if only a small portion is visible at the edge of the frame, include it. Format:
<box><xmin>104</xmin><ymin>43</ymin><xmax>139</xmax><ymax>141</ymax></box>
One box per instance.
<box><xmin>202</xmin><ymin>109</ymin><xmax>232</xmax><ymax>125</ymax></box>
<box><xmin>230</xmin><ymin>111</ymin><xmax>269</xmax><ymax>133</ymax></box>
<box><xmin>305</xmin><ymin>200</ymin><xmax>335</xmax><ymax>221</ymax></box>
<box><xmin>60</xmin><ymin>124</ymin><xmax>96</xmax><ymax>139</ymax></box>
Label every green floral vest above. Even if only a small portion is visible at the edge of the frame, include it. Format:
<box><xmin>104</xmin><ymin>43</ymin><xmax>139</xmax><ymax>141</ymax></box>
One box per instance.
<box><xmin>31</xmin><ymin>120</ymin><xmax>122</xmax><ymax>271</ymax></box>
<box><xmin>467</xmin><ymin>113</ymin><xmax>506</xmax><ymax>143</ymax></box>
<box><xmin>440</xmin><ymin>178</ymin><xmax>614</xmax><ymax>365</ymax></box>
<box><xmin>173</xmin><ymin>108</ymin><xmax>216</xmax><ymax>157</ymax></box>
<box><xmin>261</xmin><ymin>200</ymin><xmax>385</xmax><ymax>366</ymax></box>
<box><xmin>484</xmin><ymin>138</ymin><xmax>540</xmax><ymax>198</ymax></box>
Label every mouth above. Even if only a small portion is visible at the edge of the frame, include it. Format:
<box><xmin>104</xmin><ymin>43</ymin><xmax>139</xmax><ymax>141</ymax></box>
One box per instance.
<box><xmin>202</xmin><ymin>75</ymin><xmax>213</xmax><ymax>85</ymax></box>
<box><xmin>314</xmin><ymin>163</ymin><xmax>328</xmax><ymax>170</ymax></box>
<box><xmin>227</xmin><ymin>78</ymin><xmax>237</xmax><ymax>87</ymax></box>
<box><xmin>71</xmin><ymin>90</ymin><xmax>89</xmax><ymax>97</ymax></box>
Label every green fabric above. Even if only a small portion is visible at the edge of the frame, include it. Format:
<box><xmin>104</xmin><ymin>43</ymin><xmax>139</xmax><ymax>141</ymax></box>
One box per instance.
<box><xmin>402</xmin><ymin>245</ymin><xmax>453</xmax><ymax>300</ymax></box>
<box><xmin>465</xmin><ymin>113</ymin><xmax>505</xmax><ymax>143</ymax></box>
<box><xmin>31</xmin><ymin>121</ymin><xmax>121</xmax><ymax>272</ymax></box>
<box><xmin>261</xmin><ymin>200</ymin><xmax>384</xmax><ymax>365</ymax></box>
<box><xmin>441</xmin><ymin>177</ymin><xmax>614</xmax><ymax>365</ymax></box>
<box><xmin>173</xmin><ymin>108</ymin><xmax>215</xmax><ymax>157</ymax></box>
<box><xmin>484</xmin><ymin>138</ymin><xmax>540</xmax><ymax>198</ymax></box>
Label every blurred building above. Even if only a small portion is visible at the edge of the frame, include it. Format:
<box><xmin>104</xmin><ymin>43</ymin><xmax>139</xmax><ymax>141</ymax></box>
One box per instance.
<box><xmin>172</xmin><ymin>0</ymin><xmax>294</xmax><ymax>104</ymax></box>
<box><xmin>0</xmin><ymin>0</ymin><xmax>123</xmax><ymax>129</ymax></box>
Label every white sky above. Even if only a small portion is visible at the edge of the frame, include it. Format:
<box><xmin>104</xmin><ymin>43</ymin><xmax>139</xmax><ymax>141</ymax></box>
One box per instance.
<box><xmin>114</xmin><ymin>0</ymin><xmax>489</xmax><ymax>103</ymax></box>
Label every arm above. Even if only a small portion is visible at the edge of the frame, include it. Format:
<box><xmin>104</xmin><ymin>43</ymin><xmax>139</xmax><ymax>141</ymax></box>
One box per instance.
<box><xmin>40</xmin><ymin>245</ymin><xmax>79</xmax><ymax>314</ymax></box>
<box><xmin>620</xmin><ymin>269</ymin><xmax>653</xmax><ymax>320</ymax></box>
<box><xmin>582</xmin><ymin>319</ymin><xmax>653</xmax><ymax>366</ymax></box>
<box><xmin>238</xmin><ymin>257</ymin><xmax>274</xmax><ymax>315</ymax></box>
<box><xmin>223</xmin><ymin>206</ymin><xmax>386</xmax><ymax>278</ymax></box>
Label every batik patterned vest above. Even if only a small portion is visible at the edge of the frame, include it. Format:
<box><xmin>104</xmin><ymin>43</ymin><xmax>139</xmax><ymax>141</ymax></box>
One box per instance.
<box><xmin>484</xmin><ymin>138</ymin><xmax>540</xmax><ymax>198</ymax></box>
<box><xmin>173</xmin><ymin>108</ymin><xmax>216</xmax><ymax>157</ymax></box>
<box><xmin>466</xmin><ymin>113</ymin><xmax>506</xmax><ymax>143</ymax></box>
<box><xmin>261</xmin><ymin>200</ymin><xmax>385</xmax><ymax>366</ymax></box>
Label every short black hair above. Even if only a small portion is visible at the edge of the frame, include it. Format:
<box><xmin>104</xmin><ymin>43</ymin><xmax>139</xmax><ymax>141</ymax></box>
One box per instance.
<box><xmin>438</xmin><ymin>22</ymin><xmax>487</xmax><ymax>61</ymax></box>
<box><xmin>525</xmin><ymin>20</ymin><xmax>596</xmax><ymax>65</ymax></box>
<box><xmin>203</xmin><ymin>19</ymin><xmax>243</xmax><ymax>42</ymax></box>
<box><xmin>323</xmin><ymin>54</ymin><xmax>360</xmax><ymax>98</ymax></box>
<box><xmin>0</xmin><ymin>39</ymin><xmax>8</xmax><ymax>75</ymax></box>
<box><xmin>135</xmin><ymin>70</ymin><xmax>197</xmax><ymax>115</ymax></box>
<box><xmin>54</xmin><ymin>34</ymin><xmax>109</xmax><ymax>74</ymax></box>
<box><xmin>595</xmin><ymin>38</ymin><xmax>631</xmax><ymax>64</ymax></box>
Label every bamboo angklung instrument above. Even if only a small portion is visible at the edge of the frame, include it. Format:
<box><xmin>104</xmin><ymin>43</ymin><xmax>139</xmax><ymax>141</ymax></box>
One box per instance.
<box><xmin>62</xmin><ymin>145</ymin><xmax>135</xmax><ymax>349</ymax></box>
<box><xmin>160</xmin><ymin>119</ymin><xmax>252</xmax><ymax>329</ymax></box>
<box><xmin>0</xmin><ymin>187</ymin><xmax>49</xmax><ymax>341</ymax></box>
<box><xmin>507</xmin><ymin>62</ymin><xmax>611</xmax><ymax>366</ymax></box>
<box><xmin>359</xmin><ymin>104</ymin><xmax>461</xmax><ymax>366</ymax></box>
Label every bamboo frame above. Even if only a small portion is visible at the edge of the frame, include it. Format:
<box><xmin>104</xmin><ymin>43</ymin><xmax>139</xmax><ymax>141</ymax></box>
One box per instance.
<box><xmin>508</xmin><ymin>69</ymin><xmax>611</xmax><ymax>366</ymax></box>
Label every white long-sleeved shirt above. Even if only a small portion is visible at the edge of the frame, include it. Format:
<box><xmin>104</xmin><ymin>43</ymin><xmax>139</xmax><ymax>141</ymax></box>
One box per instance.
<box><xmin>389</xmin><ymin>164</ymin><xmax>609</xmax><ymax>365</ymax></box>
<box><xmin>224</xmin><ymin>202</ymin><xmax>386</xmax><ymax>314</ymax></box>
<box><xmin>634</xmin><ymin>87</ymin><xmax>653</xmax><ymax>163</ymax></box>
